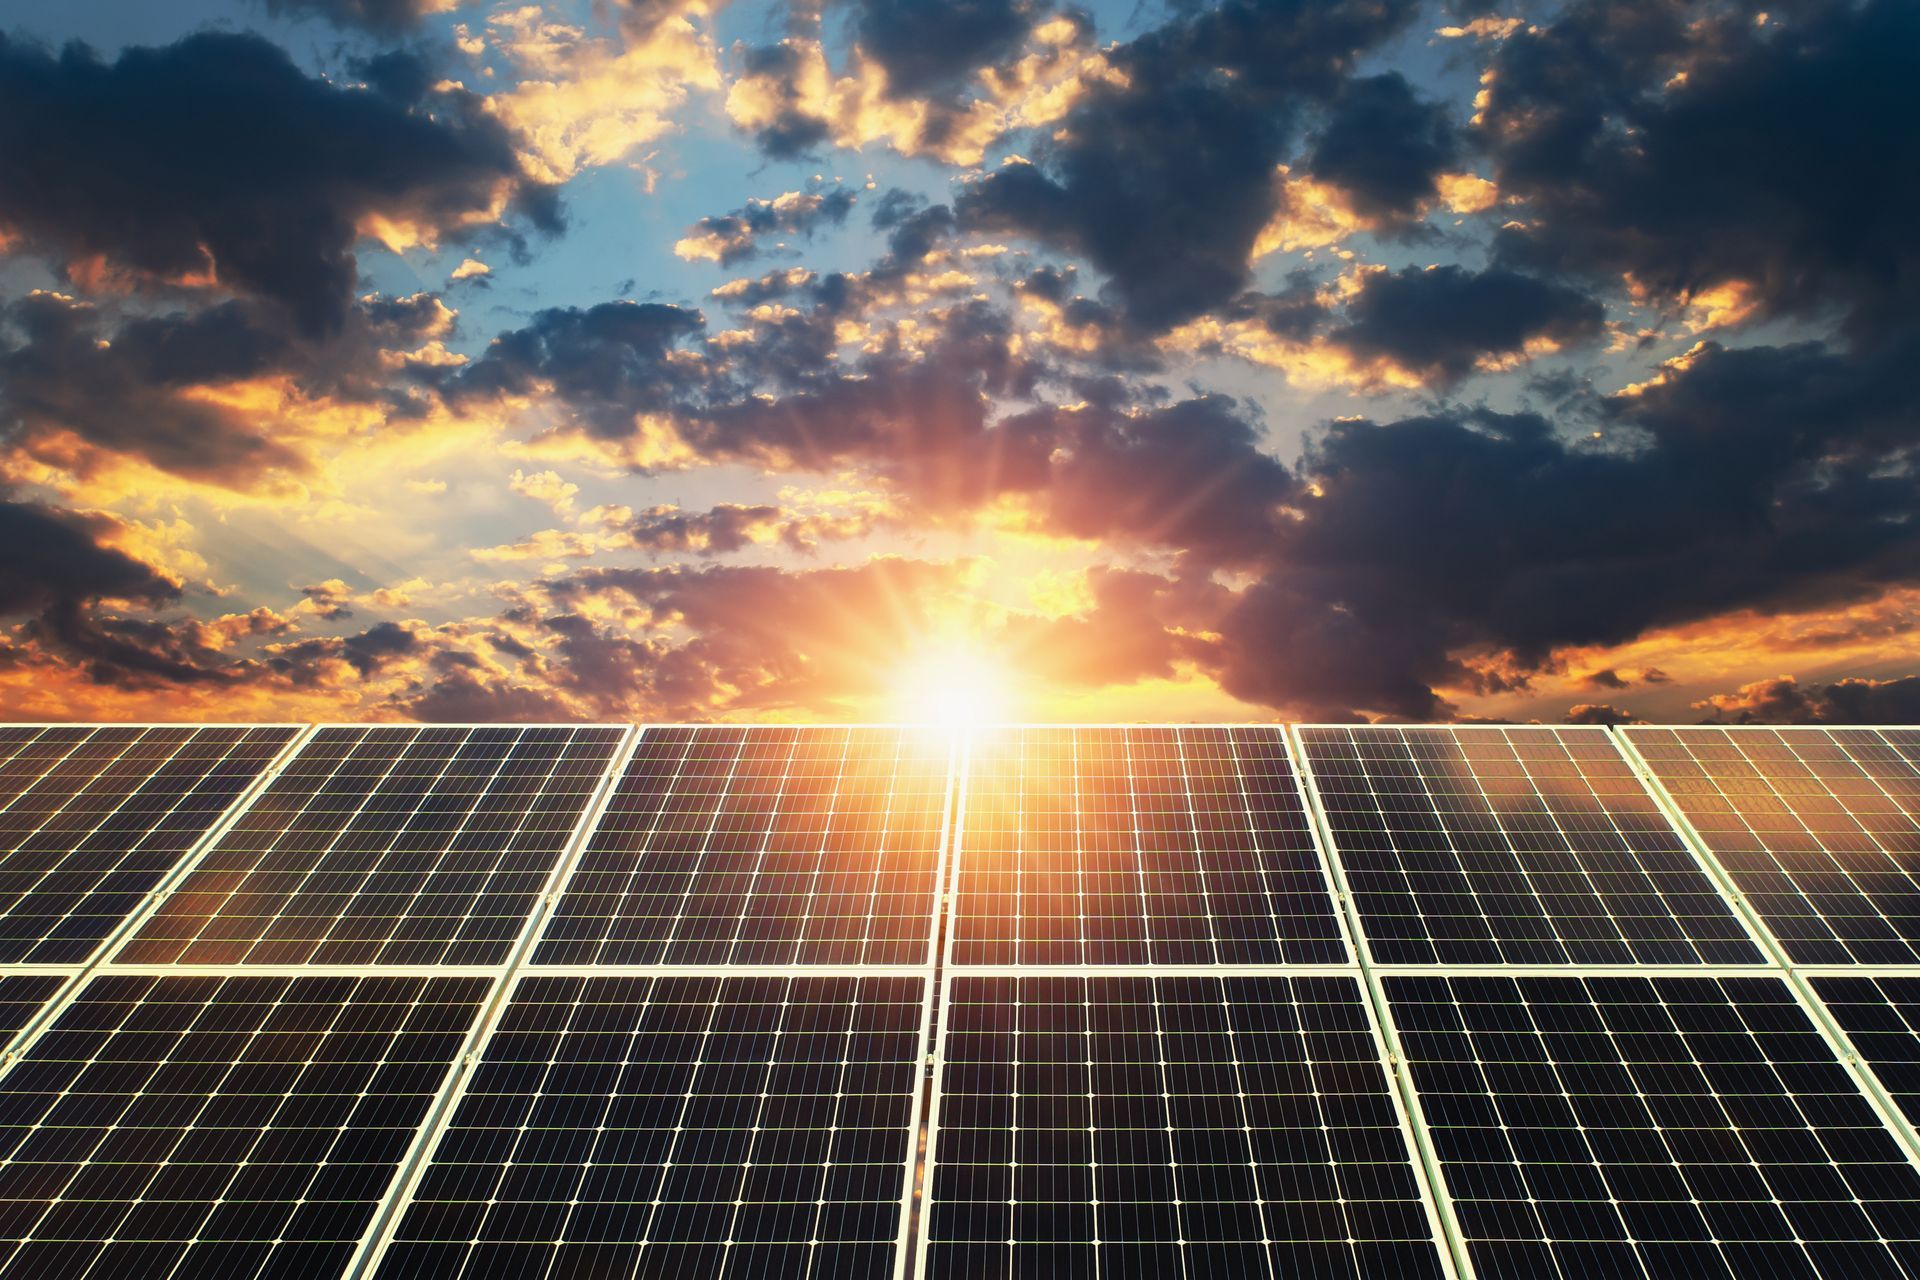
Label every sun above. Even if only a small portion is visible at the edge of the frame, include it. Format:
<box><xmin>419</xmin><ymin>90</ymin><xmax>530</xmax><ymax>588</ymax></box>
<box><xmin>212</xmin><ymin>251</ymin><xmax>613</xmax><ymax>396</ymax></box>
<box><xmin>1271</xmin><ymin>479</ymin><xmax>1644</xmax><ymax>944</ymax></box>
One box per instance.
<box><xmin>889</xmin><ymin>644</ymin><xmax>1012</xmax><ymax>726</ymax></box>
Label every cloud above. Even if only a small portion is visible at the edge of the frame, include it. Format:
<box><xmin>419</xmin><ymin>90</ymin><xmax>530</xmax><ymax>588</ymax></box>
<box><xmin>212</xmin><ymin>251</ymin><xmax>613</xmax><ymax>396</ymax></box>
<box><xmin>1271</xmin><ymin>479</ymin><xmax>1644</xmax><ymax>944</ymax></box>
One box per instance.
<box><xmin>674</xmin><ymin>185</ymin><xmax>857</xmax><ymax>265</ymax></box>
<box><xmin>954</xmin><ymin>0</ymin><xmax>1418</xmax><ymax>330</ymax></box>
<box><xmin>482</xmin><ymin>3</ymin><xmax>721</xmax><ymax>184</ymax></box>
<box><xmin>260</xmin><ymin>0</ymin><xmax>456</xmax><ymax>36</ymax></box>
<box><xmin>0</xmin><ymin>290</ymin><xmax>457</xmax><ymax>489</ymax></box>
<box><xmin>1305</xmin><ymin>72</ymin><xmax>1460</xmax><ymax>222</ymax></box>
<box><xmin>1324</xmin><ymin>264</ymin><xmax>1605</xmax><ymax>386</ymax></box>
<box><xmin>0</xmin><ymin>33</ymin><xmax>556</xmax><ymax>336</ymax></box>
<box><xmin>850</xmin><ymin>0</ymin><xmax>1035</xmax><ymax>100</ymax></box>
<box><xmin>1694</xmin><ymin>673</ymin><xmax>1920</xmax><ymax>724</ymax></box>
<box><xmin>1564</xmin><ymin>702</ymin><xmax>1641</xmax><ymax>725</ymax></box>
<box><xmin>1483</xmin><ymin>0</ymin><xmax>1920</xmax><ymax>344</ymax></box>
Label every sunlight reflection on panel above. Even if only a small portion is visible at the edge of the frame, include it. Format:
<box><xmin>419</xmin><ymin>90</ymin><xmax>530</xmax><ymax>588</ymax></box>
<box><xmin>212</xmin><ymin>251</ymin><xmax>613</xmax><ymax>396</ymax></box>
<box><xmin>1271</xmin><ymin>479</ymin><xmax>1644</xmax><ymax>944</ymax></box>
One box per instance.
<box><xmin>952</xmin><ymin>726</ymin><xmax>1345</xmax><ymax>965</ymax></box>
<box><xmin>1629</xmin><ymin>726</ymin><xmax>1920</xmax><ymax>963</ymax></box>
<box><xmin>1302</xmin><ymin>725</ymin><xmax>1760</xmax><ymax>965</ymax></box>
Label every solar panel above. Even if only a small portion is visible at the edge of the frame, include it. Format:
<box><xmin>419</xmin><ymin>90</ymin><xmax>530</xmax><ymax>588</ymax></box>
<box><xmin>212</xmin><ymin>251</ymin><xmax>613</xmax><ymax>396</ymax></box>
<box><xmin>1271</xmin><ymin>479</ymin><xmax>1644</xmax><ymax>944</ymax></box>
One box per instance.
<box><xmin>1626</xmin><ymin>727</ymin><xmax>1920</xmax><ymax>964</ymax></box>
<box><xmin>1387</xmin><ymin>973</ymin><xmax>1920</xmax><ymax>1279</ymax></box>
<box><xmin>923</xmin><ymin>973</ymin><xmax>1447</xmax><ymax>1277</ymax></box>
<box><xmin>0</xmin><ymin>972</ymin><xmax>489</xmax><ymax>1278</ymax></box>
<box><xmin>0</xmin><ymin>725</ymin><xmax>298</xmax><ymax>963</ymax></box>
<box><xmin>533</xmin><ymin>726</ymin><xmax>951</xmax><ymax>967</ymax></box>
<box><xmin>0</xmin><ymin>975</ymin><xmax>67</xmax><ymax>1047</ymax></box>
<box><xmin>373</xmin><ymin>972</ymin><xmax>925</xmax><ymax>1280</ymax></box>
<box><xmin>115</xmin><ymin>725</ymin><xmax>625</xmax><ymax>966</ymax></box>
<box><xmin>1811</xmin><ymin>975</ymin><xmax>1920</xmax><ymax>1131</ymax></box>
<box><xmin>1299</xmin><ymin>725</ymin><xmax>1762</xmax><ymax>965</ymax></box>
<box><xmin>951</xmin><ymin>727</ymin><xmax>1346</xmax><ymax>965</ymax></box>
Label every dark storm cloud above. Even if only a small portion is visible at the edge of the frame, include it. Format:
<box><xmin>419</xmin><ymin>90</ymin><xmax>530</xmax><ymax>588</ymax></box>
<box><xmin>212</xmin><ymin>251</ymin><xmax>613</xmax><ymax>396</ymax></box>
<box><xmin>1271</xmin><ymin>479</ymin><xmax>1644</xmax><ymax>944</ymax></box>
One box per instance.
<box><xmin>0</xmin><ymin>290</ymin><xmax>453</xmax><ymax>484</ymax></box>
<box><xmin>1484</xmin><ymin>0</ymin><xmax>1920</xmax><ymax>344</ymax></box>
<box><xmin>1204</xmin><ymin>325</ymin><xmax>1920</xmax><ymax>718</ymax></box>
<box><xmin>1306</xmin><ymin>72</ymin><xmax>1459</xmax><ymax>221</ymax></box>
<box><xmin>259</xmin><ymin>0</ymin><xmax>444</xmax><ymax>36</ymax></box>
<box><xmin>0</xmin><ymin>500</ymin><xmax>177</xmax><ymax>619</ymax></box>
<box><xmin>955</xmin><ymin>0</ymin><xmax>1418</xmax><ymax>330</ymax></box>
<box><xmin>1327</xmin><ymin>265</ymin><xmax>1605</xmax><ymax>386</ymax></box>
<box><xmin>851</xmin><ymin>0</ymin><xmax>1035</xmax><ymax>98</ymax></box>
<box><xmin>1696</xmin><ymin>674</ymin><xmax>1920</xmax><ymax>724</ymax></box>
<box><xmin>0</xmin><ymin>33</ymin><xmax>556</xmax><ymax>337</ymax></box>
<box><xmin>448</xmin><ymin>301</ymin><xmax>711</xmax><ymax>438</ymax></box>
<box><xmin>680</xmin><ymin>186</ymin><xmax>857</xmax><ymax>266</ymax></box>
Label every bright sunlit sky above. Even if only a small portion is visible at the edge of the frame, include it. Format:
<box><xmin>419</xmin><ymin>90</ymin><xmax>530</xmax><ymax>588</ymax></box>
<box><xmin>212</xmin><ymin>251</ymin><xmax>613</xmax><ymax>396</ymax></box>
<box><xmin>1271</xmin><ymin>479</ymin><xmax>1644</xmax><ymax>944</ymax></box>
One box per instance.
<box><xmin>0</xmin><ymin>0</ymin><xmax>1915</xmax><ymax>724</ymax></box>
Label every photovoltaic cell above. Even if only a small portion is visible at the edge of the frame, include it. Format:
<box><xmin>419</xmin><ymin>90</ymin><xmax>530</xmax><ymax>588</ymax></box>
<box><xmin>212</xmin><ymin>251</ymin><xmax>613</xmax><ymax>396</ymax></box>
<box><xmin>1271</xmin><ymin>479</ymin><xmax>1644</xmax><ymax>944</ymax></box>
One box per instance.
<box><xmin>117</xmin><ymin>726</ymin><xmax>624</xmax><ymax>966</ymax></box>
<box><xmin>1811</xmin><ymin>975</ymin><xmax>1920</xmax><ymax>1130</ymax></box>
<box><xmin>0</xmin><ymin>972</ymin><xmax>488</xmax><ymax>1279</ymax></box>
<box><xmin>925</xmin><ymin>973</ymin><xmax>1446</xmax><ymax>1278</ymax></box>
<box><xmin>0</xmin><ymin>977</ymin><xmax>66</xmax><ymax>1045</ymax></box>
<box><xmin>0</xmin><ymin>726</ymin><xmax>297</xmax><ymax>963</ymax></box>
<box><xmin>1627</xmin><ymin>727</ymin><xmax>1920</xmax><ymax>964</ymax></box>
<box><xmin>952</xmin><ymin>727</ymin><xmax>1345</xmax><ymax>965</ymax></box>
<box><xmin>1387</xmin><ymin>973</ymin><xmax>1920</xmax><ymax>1280</ymax></box>
<box><xmin>1300</xmin><ymin>726</ymin><xmax>1761</xmax><ymax>965</ymax></box>
<box><xmin>375</xmin><ymin>973</ymin><xmax>924</xmax><ymax>1280</ymax></box>
<box><xmin>534</xmin><ymin>726</ymin><xmax>950</xmax><ymax>966</ymax></box>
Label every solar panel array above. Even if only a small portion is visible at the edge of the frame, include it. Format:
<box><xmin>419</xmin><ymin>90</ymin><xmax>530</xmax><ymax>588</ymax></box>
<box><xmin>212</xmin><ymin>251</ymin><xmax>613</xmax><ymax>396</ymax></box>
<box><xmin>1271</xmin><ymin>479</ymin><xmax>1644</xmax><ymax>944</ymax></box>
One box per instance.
<box><xmin>1300</xmin><ymin>726</ymin><xmax>1761</xmax><ymax>965</ymax></box>
<box><xmin>0</xmin><ymin>719</ymin><xmax>1917</xmax><ymax>1280</ymax></box>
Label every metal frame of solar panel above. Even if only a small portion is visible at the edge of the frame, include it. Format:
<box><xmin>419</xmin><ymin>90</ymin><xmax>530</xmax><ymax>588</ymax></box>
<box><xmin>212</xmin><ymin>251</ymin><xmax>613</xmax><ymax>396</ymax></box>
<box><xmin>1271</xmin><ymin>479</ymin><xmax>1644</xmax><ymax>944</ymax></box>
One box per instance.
<box><xmin>7</xmin><ymin>722</ymin><xmax>1920</xmax><ymax>1280</ymax></box>
<box><xmin>1296</xmin><ymin>724</ymin><xmax>1768</xmax><ymax>967</ymax></box>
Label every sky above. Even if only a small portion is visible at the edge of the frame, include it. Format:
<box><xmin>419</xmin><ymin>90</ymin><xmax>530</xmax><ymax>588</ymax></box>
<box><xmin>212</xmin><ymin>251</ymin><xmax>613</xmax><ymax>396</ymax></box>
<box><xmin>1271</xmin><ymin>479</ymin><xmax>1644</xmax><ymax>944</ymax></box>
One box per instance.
<box><xmin>0</xmin><ymin>0</ymin><xmax>1915</xmax><ymax>726</ymax></box>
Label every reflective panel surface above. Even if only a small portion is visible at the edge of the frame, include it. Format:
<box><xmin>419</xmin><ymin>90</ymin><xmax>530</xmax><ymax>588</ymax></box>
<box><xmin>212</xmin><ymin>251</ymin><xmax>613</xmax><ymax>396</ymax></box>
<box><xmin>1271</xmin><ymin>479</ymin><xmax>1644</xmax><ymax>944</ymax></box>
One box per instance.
<box><xmin>119</xmin><ymin>726</ymin><xmax>624</xmax><ymax>966</ymax></box>
<box><xmin>1629</xmin><ymin>727</ymin><xmax>1920</xmax><ymax>963</ymax></box>
<box><xmin>1303</xmin><ymin>726</ymin><xmax>1760</xmax><ymax>964</ymax></box>
<box><xmin>0</xmin><ymin>726</ymin><xmax>297</xmax><ymax>963</ymax></box>
<box><xmin>535</xmin><ymin>726</ymin><xmax>950</xmax><ymax>966</ymax></box>
<box><xmin>953</xmin><ymin>727</ymin><xmax>1346</xmax><ymax>965</ymax></box>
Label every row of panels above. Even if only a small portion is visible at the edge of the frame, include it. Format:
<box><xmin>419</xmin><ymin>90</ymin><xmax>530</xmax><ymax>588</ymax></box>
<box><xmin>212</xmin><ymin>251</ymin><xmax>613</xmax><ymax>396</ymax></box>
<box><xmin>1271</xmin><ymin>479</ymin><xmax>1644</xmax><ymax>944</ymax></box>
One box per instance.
<box><xmin>0</xmin><ymin>968</ymin><xmax>1918</xmax><ymax>1276</ymax></box>
<box><xmin>3</xmin><ymin>724</ymin><xmax>1920</xmax><ymax>972</ymax></box>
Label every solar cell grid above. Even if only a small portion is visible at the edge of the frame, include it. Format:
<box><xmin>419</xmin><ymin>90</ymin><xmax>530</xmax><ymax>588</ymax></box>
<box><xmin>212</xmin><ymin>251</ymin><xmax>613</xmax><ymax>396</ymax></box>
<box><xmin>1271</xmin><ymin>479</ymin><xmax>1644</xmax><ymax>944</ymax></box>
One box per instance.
<box><xmin>952</xmin><ymin>727</ymin><xmax>1346</xmax><ymax>966</ymax></box>
<box><xmin>534</xmin><ymin>726</ymin><xmax>950</xmax><ymax>966</ymax></box>
<box><xmin>1627</xmin><ymin>727</ymin><xmax>1920</xmax><ymax>964</ymax></box>
<box><xmin>0</xmin><ymin>971</ymin><xmax>489</xmax><ymax>1279</ymax></box>
<box><xmin>1300</xmin><ymin>725</ymin><xmax>1761</xmax><ymax>965</ymax></box>
<box><xmin>0</xmin><ymin>976</ymin><xmax>66</xmax><ymax>1048</ymax></box>
<box><xmin>0</xmin><ymin>726</ymin><xmax>298</xmax><ymax>964</ymax></box>
<box><xmin>1387</xmin><ymin>973</ymin><xmax>1920</xmax><ymax>1280</ymax></box>
<box><xmin>1811</xmin><ymin>975</ymin><xmax>1920</xmax><ymax>1132</ymax></box>
<box><xmin>374</xmin><ymin>972</ymin><xmax>925</xmax><ymax>1280</ymax></box>
<box><xmin>923</xmin><ymin>973</ymin><xmax>1448</xmax><ymax>1279</ymax></box>
<box><xmin>116</xmin><ymin>725</ymin><xmax>624</xmax><ymax>967</ymax></box>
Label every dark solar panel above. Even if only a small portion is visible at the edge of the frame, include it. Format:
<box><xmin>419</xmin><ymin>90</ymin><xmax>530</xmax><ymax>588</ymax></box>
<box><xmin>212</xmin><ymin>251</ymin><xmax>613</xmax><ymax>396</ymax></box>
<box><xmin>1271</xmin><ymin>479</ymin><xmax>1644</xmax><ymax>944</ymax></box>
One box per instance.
<box><xmin>1387</xmin><ymin>973</ymin><xmax>1920</xmax><ymax>1279</ymax></box>
<box><xmin>0</xmin><ymin>976</ymin><xmax>67</xmax><ymax>1048</ymax></box>
<box><xmin>1811</xmin><ymin>975</ymin><xmax>1920</xmax><ymax>1131</ymax></box>
<box><xmin>925</xmin><ymin>973</ymin><xmax>1448</xmax><ymax>1278</ymax></box>
<box><xmin>117</xmin><ymin>725</ymin><xmax>624</xmax><ymax>966</ymax></box>
<box><xmin>0</xmin><ymin>972</ymin><xmax>488</xmax><ymax>1278</ymax></box>
<box><xmin>1627</xmin><ymin>727</ymin><xmax>1920</xmax><ymax>964</ymax></box>
<box><xmin>0</xmin><ymin>726</ymin><xmax>297</xmax><ymax>963</ymax></box>
<box><xmin>1300</xmin><ymin>725</ymin><xmax>1761</xmax><ymax>965</ymax></box>
<box><xmin>951</xmin><ymin>727</ymin><xmax>1346</xmax><ymax>965</ymax></box>
<box><xmin>534</xmin><ymin>726</ymin><xmax>950</xmax><ymax>966</ymax></box>
<box><xmin>374</xmin><ymin>973</ymin><xmax>925</xmax><ymax>1280</ymax></box>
